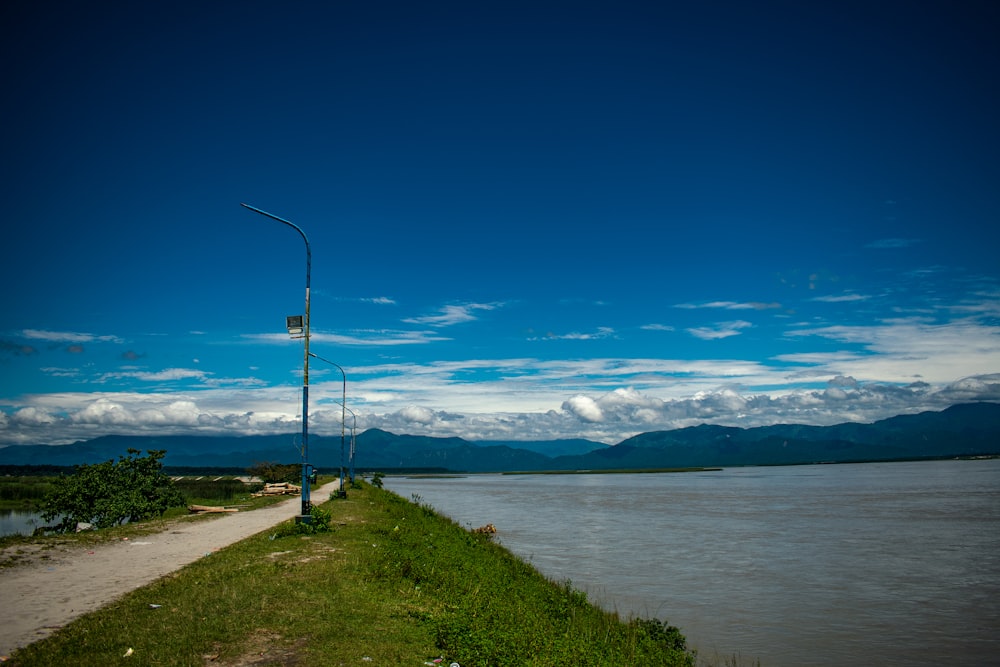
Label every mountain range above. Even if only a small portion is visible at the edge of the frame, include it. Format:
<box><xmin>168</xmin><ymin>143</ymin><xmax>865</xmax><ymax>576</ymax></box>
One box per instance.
<box><xmin>0</xmin><ymin>402</ymin><xmax>997</xmax><ymax>472</ymax></box>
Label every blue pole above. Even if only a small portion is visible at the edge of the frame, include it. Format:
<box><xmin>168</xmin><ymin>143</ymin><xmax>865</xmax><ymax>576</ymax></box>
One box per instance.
<box><xmin>309</xmin><ymin>351</ymin><xmax>347</xmax><ymax>496</ymax></box>
<box><xmin>241</xmin><ymin>203</ymin><xmax>313</xmax><ymax>517</ymax></box>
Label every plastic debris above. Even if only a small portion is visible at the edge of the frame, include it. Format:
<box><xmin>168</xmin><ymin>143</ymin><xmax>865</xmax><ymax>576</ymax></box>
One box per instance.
<box><xmin>123</xmin><ymin>647</ymin><xmax>134</xmax><ymax>657</ymax></box>
<box><xmin>148</xmin><ymin>604</ymin><xmax>162</xmax><ymax>609</ymax></box>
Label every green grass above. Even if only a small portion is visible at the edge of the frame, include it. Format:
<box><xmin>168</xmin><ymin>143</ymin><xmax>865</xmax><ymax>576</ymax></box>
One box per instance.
<box><xmin>0</xmin><ymin>476</ymin><xmax>58</xmax><ymax>510</ymax></box>
<box><xmin>6</xmin><ymin>482</ymin><xmax>700</xmax><ymax>666</ymax></box>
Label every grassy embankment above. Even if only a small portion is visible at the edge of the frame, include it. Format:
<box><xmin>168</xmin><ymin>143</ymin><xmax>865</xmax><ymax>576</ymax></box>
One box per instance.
<box><xmin>5</xmin><ymin>481</ymin><xmax>698</xmax><ymax>666</ymax></box>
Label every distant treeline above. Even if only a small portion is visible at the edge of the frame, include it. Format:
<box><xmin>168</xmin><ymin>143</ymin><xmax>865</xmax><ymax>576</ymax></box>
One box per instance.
<box><xmin>0</xmin><ymin>464</ymin><xmax>74</xmax><ymax>476</ymax></box>
<box><xmin>1</xmin><ymin>464</ymin><xmax>453</xmax><ymax>478</ymax></box>
<box><xmin>1</xmin><ymin>464</ymin><xmax>255</xmax><ymax>477</ymax></box>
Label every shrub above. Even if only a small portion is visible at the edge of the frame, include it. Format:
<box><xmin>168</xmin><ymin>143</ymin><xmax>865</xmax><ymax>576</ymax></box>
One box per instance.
<box><xmin>173</xmin><ymin>478</ymin><xmax>263</xmax><ymax>502</ymax></box>
<box><xmin>247</xmin><ymin>461</ymin><xmax>302</xmax><ymax>484</ymax></box>
<box><xmin>39</xmin><ymin>449</ymin><xmax>185</xmax><ymax>532</ymax></box>
<box><xmin>272</xmin><ymin>504</ymin><xmax>334</xmax><ymax>537</ymax></box>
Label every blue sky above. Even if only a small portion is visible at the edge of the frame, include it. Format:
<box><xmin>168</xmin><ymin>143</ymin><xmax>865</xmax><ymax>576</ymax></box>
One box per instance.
<box><xmin>2</xmin><ymin>1</ymin><xmax>999</xmax><ymax>447</ymax></box>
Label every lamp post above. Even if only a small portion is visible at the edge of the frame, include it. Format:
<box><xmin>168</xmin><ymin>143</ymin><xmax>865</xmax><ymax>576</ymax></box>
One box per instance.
<box><xmin>342</xmin><ymin>405</ymin><xmax>358</xmax><ymax>485</ymax></box>
<box><xmin>309</xmin><ymin>352</ymin><xmax>347</xmax><ymax>496</ymax></box>
<box><xmin>241</xmin><ymin>202</ymin><xmax>313</xmax><ymax>518</ymax></box>
<box><xmin>326</xmin><ymin>402</ymin><xmax>357</xmax><ymax>486</ymax></box>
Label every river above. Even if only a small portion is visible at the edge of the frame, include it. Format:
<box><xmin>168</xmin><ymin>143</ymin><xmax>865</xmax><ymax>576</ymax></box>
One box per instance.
<box><xmin>0</xmin><ymin>509</ymin><xmax>45</xmax><ymax>537</ymax></box>
<box><xmin>385</xmin><ymin>459</ymin><xmax>1000</xmax><ymax>666</ymax></box>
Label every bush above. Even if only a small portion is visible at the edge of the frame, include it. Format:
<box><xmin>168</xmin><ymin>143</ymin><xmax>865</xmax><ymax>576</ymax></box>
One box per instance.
<box><xmin>173</xmin><ymin>478</ymin><xmax>263</xmax><ymax>502</ymax></box>
<box><xmin>272</xmin><ymin>504</ymin><xmax>334</xmax><ymax>538</ymax></box>
<box><xmin>248</xmin><ymin>461</ymin><xmax>302</xmax><ymax>484</ymax></box>
<box><xmin>39</xmin><ymin>449</ymin><xmax>185</xmax><ymax>532</ymax></box>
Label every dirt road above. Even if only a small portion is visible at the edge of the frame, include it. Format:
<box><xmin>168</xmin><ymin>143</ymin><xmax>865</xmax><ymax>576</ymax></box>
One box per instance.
<box><xmin>0</xmin><ymin>481</ymin><xmax>341</xmax><ymax>656</ymax></box>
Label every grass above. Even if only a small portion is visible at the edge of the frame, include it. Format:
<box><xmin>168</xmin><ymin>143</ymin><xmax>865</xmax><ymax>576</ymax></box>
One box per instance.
<box><xmin>0</xmin><ymin>476</ymin><xmax>58</xmax><ymax>511</ymax></box>
<box><xmin>5</xmin><ymin>482</ymin><xmax>702</xmax><ymax>666</ymax></box>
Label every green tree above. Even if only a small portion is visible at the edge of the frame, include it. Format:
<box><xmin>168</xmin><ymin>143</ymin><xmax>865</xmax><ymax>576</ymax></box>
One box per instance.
<box><xmin>40</xmin><ymin>449</ymin><xmax>185</xmax><ymax>532</ymax></box>
<box><xmin>247</xmin><ymin>461</ymin><xmax>302</xmax><ymax>484</ymax></box>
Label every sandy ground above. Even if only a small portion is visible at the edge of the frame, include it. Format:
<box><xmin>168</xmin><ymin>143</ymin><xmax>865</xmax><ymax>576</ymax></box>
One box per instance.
<box><xmin>0</xmin><ymin>481</ymin><xmax>341</xmax><ymax>656</ymax></box>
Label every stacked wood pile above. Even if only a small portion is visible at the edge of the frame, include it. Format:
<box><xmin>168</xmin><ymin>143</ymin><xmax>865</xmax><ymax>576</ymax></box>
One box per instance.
<box><xmin>254</xmin><ymin>482</ymin><xmax>302</xmax><ymax>496</ymax></box>
<box><xmin>187</xmin><ymin>504</ymin><xmax>239</xmax><ymax>514</ymax></box>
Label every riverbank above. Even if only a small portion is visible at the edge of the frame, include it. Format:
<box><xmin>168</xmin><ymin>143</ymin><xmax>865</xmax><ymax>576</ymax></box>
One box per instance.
<box><xmin>3</xmin><ymin>482</ymin><xmax>699</xmax><ymax>666</ymax></box>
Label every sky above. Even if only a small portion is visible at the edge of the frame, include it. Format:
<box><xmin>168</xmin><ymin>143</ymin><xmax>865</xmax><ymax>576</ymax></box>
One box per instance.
<box><xmin>2</xmin><ymin>1</ymin><xmax>999</xmax><ymax>448</ymax></box>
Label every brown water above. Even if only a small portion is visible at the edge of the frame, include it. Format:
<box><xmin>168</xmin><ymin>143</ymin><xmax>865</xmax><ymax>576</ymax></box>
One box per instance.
<box><xmin>386</xmin><ymin>459</ymin><xmax>1000</xmax><ymax>666</ymax></box>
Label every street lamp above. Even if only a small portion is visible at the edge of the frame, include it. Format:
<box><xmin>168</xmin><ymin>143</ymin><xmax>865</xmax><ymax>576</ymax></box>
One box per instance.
<box><xmin>326</xmin><ymin>402</ymin><xmax>357</xmax><ymax>486</ymax></box>
<box><xmin>342</xmin><ymin>405</ymin><xmax>358</xmax><ymax>485</ymax></box>
<box><xmin>309</xmin><ymin>352</ymin><xmax>347</xmax><ymax>496</ymax></box>
<box><xmin>241</xmin><ymin>202</ymin><xmax>313</xmax><ymax>518</ymax></box>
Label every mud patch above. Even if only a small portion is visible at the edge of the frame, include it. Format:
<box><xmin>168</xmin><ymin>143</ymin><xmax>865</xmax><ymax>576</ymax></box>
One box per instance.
<box><xmin>203</xmin><ymin>630</ymin><xmax>309</xmax><ymax>666</ymax></box>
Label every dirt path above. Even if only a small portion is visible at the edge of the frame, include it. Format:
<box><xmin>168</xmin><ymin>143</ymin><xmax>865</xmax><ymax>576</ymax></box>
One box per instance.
<box><xmin>0</xmin><ymin>481</ymin><xmax>341</xmax><ymax>656</ymax></box>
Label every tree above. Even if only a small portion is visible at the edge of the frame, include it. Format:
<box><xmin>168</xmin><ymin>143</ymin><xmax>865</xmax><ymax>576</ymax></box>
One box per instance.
<box><xmin>247</xmin><ymin>461</ymin><xmax>302</xmax><ymax>484</ymax></box>
<box><xmin>40</xmin><ymin>449</ymin><xmax>185</xmax><ymax>532</ymax></box>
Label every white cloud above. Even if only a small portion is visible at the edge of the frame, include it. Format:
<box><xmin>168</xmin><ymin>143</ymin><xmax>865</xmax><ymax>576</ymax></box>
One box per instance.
<box><xmin>687</xmin><ymin>320</ymin><xmax>753</xmax><ymax>340</ymax></box>
<box><xmin>325</xmin><ymin>330</ymin><xmax>452</xmax><ymax>346</ymax></box>
<box><xmin>21</xmin><ymin>329</ymin><xmax>124</xmax><ymax>344</ymax></box>
<box><xmin>785</xmin><ymin>317</ymin><xmax>1000</xmax><ymax>383</ymax></box>
<box><xmin>563</xmin><ymin>395</ymin><xmax>605</xmax><ymax>422</ymax></box>
<box><xmin>3</xmin><ymin>370</ymin><xmax>999</xmax><ymax>446</ymax></box>
<box><xmin>11</xmin><ymin>407</ymin><xmax>57</xmax><ymax>425</ymax></box>
<box><xmin>533</xmin><ymin>327</ymin><xmax>616</xmax><ymax>341</ymax></box>
<box><xmin>100</xmin><ymin>368</ymin><xmax>208</xmax><ymax>383</ymax></box>
<box><xmin>675</xmin><ymin>301</ymin><xmax>780</xmax><ymax>310</ymax></box>
<box><xmin>4</xmin><ymin>307</ymin><xmax>1000</xmax><ymax>445</ymax></box>
<box><xmin>398</xmin><ymin>405</ymin><xmax>436</xmax><ymax>425</ymax></box>
<box><xmin>73</xmin><ymin>398</ymin><xmax>135</xmax><ymax>425</ymax></box>
<box><xmin>242</xmin><ymin>330</ymin><xmax>451</xmax><ymax>346</ymax></box>
<box><xmin>812</xmin><ymin>294</ymin><xmax>871</xmax><ymax>303</ymax></box>
<box><xmin>403</xmin><ymin>302</ymin><xmax>502</xmax><ymax>327</ymax></box>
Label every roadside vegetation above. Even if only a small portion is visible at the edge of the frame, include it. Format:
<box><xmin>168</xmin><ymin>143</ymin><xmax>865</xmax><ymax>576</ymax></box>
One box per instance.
<box><xmin>0</xmin><ymin>455</ymin><xmax>292</xmax><ymax>559</ymax></box>
<box><xmin>6</xmin><ymin>481</ymin><xmax>699</xmax><ymax>666</ymax></box>
<box><xmin>0</xmin><ymin>476</ymin><xmax>58</xmax><ymax>511</ymax></box>
<box><xmin>36</xmin><ymin>449</ymin><xmax>185</xmax><ymax>532</ymax></box>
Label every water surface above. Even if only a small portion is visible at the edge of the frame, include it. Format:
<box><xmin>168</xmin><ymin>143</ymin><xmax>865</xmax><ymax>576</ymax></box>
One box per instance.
<box><xmin>0</xmin><ymin>509</ymin><xmax>45</xmax><ymax>537</ymax></box>
<box><xmin>386</xmin><ymin>459</ymin><xmax>1000</xmax><ymax>666</ymax></box>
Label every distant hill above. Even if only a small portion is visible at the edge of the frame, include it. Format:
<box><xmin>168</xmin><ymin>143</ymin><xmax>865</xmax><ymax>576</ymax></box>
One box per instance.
<box><xmin>0</xmin><ymin>430</ymin><xmax>587</xmax><ymax>472</ymax></box>
<box><xmin>546</xmin><ymin>402</ymin><xmax>1000</xmax><ymax>469</ymax></box>
<box><xmin>0</xmin><ymin>403</ymin><xmax>997</xmax><ymax>472</ymax></box>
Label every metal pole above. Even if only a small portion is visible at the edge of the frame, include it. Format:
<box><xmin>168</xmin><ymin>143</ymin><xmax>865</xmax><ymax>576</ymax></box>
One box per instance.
<box><xmin>241</xmin><ymin>203</ymin><xmax>313</xmax><ymax>517</ymax></box>
<box><xmin>309</xmin><ymin>352</ymin><xmax>347</xmax><ymax>496</ymax></box>
<box><xmin>338</xmin><ymin>405</ymin><xmax>358</xmax><ymax>485</ymax></box>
